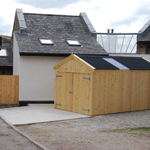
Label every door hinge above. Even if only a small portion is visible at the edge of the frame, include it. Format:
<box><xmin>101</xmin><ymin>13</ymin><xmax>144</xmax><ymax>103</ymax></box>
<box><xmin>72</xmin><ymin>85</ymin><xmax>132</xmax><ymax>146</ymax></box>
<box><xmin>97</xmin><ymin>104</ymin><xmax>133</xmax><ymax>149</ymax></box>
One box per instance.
<box><xmin>82</xmin><ymin>109</ymin><xmax>89</xmax><ymax>112</ymax></box>
<box><xmin>56</xmin><ymin>74</ymin><xmax>62</xmax><ymax>78</ymax></box>
<box><xmin>56</xmin><ymin>103</ymin><xmax>62</xmax><ymax>106</ymax></box>
<box><xmin>83</xmin><ymin>77</ymin><xmax>90</xmax><ymax>80</ymax></box>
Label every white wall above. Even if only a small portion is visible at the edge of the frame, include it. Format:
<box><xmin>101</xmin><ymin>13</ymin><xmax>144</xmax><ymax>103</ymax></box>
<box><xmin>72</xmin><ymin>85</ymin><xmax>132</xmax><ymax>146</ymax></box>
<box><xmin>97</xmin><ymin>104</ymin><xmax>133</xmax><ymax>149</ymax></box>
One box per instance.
<box><xmin>13</xmin><ymin>35</ymin><xmax>20</xmax><ymax>75</ymax></box>
<box><xmin>13</xmin><ymin>34</ymin><xmax>66</xmax><ymax>101</ymax></box>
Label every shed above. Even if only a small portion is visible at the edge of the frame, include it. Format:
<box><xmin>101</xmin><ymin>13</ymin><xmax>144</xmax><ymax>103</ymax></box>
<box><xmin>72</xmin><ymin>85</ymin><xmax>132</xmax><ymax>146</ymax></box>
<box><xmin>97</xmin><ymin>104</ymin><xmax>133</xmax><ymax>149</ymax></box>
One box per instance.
<box><xmin>53</xmin><ymin>53</ymin><xmax>150</xmax><ymax>115</ymax></box>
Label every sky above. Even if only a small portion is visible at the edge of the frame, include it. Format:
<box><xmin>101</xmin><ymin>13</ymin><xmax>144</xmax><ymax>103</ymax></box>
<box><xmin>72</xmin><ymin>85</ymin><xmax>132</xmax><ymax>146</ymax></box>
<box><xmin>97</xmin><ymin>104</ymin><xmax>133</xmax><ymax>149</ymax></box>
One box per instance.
<box><xmin>1</xmin><ymin>0</ymin><xmax>150</xmax><ymax>36</ymax></box>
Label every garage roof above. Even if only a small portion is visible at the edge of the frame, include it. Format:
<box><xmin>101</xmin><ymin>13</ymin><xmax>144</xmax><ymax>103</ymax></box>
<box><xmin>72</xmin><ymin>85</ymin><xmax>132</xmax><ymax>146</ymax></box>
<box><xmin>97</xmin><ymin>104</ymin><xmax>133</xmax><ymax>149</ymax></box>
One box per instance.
<box><xmin>77</xmin><ymin>55</ymin><xmax>150</xmax><ymax>70</ymax></box>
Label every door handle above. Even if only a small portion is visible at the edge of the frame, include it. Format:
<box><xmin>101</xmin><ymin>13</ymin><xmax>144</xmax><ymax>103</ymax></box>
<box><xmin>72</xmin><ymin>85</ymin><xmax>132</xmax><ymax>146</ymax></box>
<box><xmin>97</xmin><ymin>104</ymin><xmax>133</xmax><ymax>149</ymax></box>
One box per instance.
<box><xmin>69</xmin><ymin>91</ymin><xmax>73</xmax><ymax>93</ymax></box>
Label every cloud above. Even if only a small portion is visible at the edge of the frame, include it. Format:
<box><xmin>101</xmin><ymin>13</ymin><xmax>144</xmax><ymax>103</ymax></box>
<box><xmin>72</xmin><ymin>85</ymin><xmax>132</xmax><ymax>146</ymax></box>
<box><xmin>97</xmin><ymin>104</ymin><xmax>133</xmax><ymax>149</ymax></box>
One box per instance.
<box><xmin>109</xmin><ymin>2</ymin><xmax>150</xmax><ymax>32</ymax></box>
<box><xmin>14</xmin><ymin>0</ymin><xmax>90</xmax><ymax>9</ymax></box>
<box><xmin>0</xmin><ymin>16</ymin><xmax>12</xmax><ymax>35</ymax></box>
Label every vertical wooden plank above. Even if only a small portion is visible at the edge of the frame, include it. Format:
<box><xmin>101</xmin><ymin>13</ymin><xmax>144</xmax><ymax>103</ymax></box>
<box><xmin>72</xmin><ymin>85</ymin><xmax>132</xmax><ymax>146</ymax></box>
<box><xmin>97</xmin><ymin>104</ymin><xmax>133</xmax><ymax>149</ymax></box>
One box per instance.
<box><xmin>108</xmin><ymin>70</ymin><xmax>116</xmax><ymax>114</ymax></box>
<box><xmin>140</xmin><ymin>71</ymin><xmax>149</xmax><ymax>110</ymax></box>
<box><xmin>89</xmin><ymin>72</ymin><xmax>94</xmax><ymax>115</ymax></box>
<box><xmin>104</xmin><ymin>70</ymin><xmax>110</xmax><ymax>114</ymax></box>
<box><xmin>99</xmin><ymin>71</ymin><xmax>106</xmax><ymax>114</ymax></box>
<box><xmin>65</xmin><ymin>73</ymin><xmax>73</xmax><ymax>111</ymax></box>
<box><xmin>2</xmin><ymin>76</ymin><xmax>7</xmax><ymax>104</ymax></box>
<box><xmin>131</xmin><ymin>71</ymin><xmax>139</xmax><ymax>111</ymax></box>
<box><xmin>92</xmin><ymin>70</ymin><xmax>100</xmax><ymax>115</ymax></box>
<box><xmin>122</xmin><ymin>70</ymin><xmax>131</xmax><ymax>112</ymax></box>
<box><xmin>72</xmin><ymin>73</ymin><xmax>79</xmax><ymax>113</ymax></box>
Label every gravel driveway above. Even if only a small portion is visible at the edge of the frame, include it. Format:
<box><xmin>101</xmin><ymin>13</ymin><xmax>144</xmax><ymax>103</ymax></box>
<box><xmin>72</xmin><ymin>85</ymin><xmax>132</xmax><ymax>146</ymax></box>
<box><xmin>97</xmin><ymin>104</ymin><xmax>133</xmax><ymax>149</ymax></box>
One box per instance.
<box><xmin>16</xmin><ymin>110</ymin><xmax>150</xmax><ymax>150</ymax></box>
<box><xmin>0</xmin><ymin>118</ymin><xmax>41</xmax><ymax>150</ymax></box>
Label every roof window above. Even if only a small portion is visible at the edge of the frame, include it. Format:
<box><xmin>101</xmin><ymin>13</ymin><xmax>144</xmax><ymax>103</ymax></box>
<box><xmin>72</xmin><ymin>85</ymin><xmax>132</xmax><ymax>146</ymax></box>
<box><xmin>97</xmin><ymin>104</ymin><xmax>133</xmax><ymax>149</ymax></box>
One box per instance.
<box><xmin>103</xmin><ymin>58</ymin><xmax>129</xmax><ymax>70</ymax></box>
<box><xmin>39</xmin><ymin>39</ymin><xmax>54</xmax><ymax>45</ymax></box>
<box><xmin>66</xmin><ymin>39</ymin><xmax>81</xmax><ymax>46</ymax></box>
<box><xmin>0</xmin><ymin>49</ymin><xmax>7</xmax><ymax>56</ymax></box>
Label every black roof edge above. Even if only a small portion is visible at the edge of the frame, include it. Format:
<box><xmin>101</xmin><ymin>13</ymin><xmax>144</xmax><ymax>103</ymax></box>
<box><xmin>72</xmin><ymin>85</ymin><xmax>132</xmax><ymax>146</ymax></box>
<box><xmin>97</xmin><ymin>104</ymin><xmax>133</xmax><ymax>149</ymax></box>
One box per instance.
<box><xmin>20</xmin><ymin>52</ymin><xmax>71</xmax><ymax>57</ymax></box>
<box><xmin>137</xmin><ymin>41</ymin><xmax>150</xmax><ymax>44</ymax></box>
<box><xmin>20</xmin><ymin>52</ymin><xmax>109</xmax><ymax>56</ymax></box>
<box><xmin>76</xmin><ymin>54</ymin><xmax>109</xmax><ymax>56</ymax></box>
<box><xmin>0</xmin><ymin>66</ymin><xmax>13</xmax><ymax>68</ymax></box>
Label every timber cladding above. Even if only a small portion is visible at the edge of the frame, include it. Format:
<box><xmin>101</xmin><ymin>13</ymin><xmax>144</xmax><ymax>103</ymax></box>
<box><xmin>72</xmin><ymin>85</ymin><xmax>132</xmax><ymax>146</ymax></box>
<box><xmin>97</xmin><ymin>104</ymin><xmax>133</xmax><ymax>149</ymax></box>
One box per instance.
<box><xmin>92</xmin><ymin>70</ymin><xmax>150</xmax><ymax>115</ymax></box>
<box><xmin>54</xmin><ymin>54</ymin><xmax>150</xmax><ymax>115</ymax></box>
<box><xmin>0</xmin><ymin>76</ymin><xmax>19</xmax><ymax>104</ymax></box>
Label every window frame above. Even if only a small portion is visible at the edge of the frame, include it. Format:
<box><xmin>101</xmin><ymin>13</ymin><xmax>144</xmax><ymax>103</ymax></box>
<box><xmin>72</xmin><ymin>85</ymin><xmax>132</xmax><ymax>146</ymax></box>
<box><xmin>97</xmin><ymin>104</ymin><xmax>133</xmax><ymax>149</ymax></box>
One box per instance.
<box><xmin>66</xmin><ymin>39</ymin><xmax>81</xmax><ymax>46</ymax></box>
<box><xmin>39</xmin><ymin>38</ymin><xmax>54</xmax><ymax>45</ymax></box>
<box><xmin>0</xmin><ymin>49</ymin><xmax>7</xmax><ymax>57</ymax></box>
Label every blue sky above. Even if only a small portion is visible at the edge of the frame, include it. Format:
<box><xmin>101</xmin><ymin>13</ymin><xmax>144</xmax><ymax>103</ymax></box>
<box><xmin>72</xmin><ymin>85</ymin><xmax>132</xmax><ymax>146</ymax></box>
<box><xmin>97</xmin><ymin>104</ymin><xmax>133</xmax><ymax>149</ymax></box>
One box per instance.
<box><xmin>1</xmin><ymin>0</ymin><xmax>150</xmax><ymax>36</ymax></box>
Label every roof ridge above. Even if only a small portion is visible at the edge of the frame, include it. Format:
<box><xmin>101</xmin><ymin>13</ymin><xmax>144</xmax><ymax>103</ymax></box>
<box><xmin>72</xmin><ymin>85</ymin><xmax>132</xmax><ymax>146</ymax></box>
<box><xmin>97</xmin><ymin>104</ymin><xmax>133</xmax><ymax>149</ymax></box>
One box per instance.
<box><xmin>23</xmin><ymin>13</ymin><xmax>79</xmax><ymax>17</ymax></box>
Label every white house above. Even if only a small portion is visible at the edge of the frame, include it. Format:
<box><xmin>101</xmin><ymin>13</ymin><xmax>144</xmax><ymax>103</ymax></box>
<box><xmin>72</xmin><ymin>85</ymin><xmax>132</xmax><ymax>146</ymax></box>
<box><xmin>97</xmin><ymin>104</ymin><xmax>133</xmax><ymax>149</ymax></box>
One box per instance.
<box><xmin>12</xmin><ymin>9</ymin><xmax>107</xmax><ymax>105</ymax></box>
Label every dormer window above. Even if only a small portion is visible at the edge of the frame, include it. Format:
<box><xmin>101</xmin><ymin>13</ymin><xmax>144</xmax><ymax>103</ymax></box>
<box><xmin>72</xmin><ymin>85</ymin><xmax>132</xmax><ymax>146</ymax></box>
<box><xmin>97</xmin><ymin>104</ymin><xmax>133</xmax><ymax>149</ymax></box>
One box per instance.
<box><xmin>39</xmin><ymin>39</ymin><xmax>54</xmax><ymax>45</ymax></box>
<box><xmin>0</xmin><ymin>49</ymin><xmax>7</xmax><ymax>56</ymax></box>
<box><xmin>66</xmin><ymin>39</ymin><xmax>81</xmax><ymax>46</ymax></box>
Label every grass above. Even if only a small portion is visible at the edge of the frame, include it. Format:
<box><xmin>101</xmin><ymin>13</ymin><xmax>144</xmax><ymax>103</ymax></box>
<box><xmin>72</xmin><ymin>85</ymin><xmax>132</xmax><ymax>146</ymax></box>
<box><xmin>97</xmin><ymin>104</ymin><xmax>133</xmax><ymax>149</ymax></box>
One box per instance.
<box><xmin>100</xmin><ymin>127</ymin><xmax>150</xmax><ymax>133</ymax></box>
<box><xmin>129</xmin><ymin>127</ymin><xmax>150</xmax><ymax>131</ymax></box>
<box><xmin>0</xmin><ymin>35</ymin><xmax>11</xmax><ymax>42</ymax></box>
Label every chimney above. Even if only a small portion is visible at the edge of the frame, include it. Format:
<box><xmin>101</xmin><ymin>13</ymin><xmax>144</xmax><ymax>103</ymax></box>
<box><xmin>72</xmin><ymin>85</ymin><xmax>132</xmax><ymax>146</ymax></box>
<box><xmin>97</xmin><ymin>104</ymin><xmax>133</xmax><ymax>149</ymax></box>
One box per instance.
<box><xmin>107</xmin><ymin>29</ymin><xmax>114</xmax><ymax>33</ymax></box>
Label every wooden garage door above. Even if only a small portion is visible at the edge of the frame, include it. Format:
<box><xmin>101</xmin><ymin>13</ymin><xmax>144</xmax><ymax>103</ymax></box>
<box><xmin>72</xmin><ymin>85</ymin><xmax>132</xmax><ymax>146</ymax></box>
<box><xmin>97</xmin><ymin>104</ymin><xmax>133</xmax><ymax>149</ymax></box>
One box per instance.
<box><xmin>55</xmin><ymin>72</ymin><xmax>73</xmax><ymax>111</ymax></box>
<box><xmin>55</xmin><ymin>72</ymin><xmax>91</xmax><ymax>115</ymax></box>
<box><xmin>72</xmin><ymin>73</ymin><xmax>90</xmax><ymax>115</ymax></box>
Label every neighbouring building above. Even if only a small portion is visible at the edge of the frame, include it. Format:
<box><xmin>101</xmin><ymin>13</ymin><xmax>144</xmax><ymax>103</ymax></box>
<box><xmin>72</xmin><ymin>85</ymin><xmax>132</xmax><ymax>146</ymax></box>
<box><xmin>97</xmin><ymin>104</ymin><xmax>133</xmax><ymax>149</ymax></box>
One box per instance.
<box><xmin>0</xmin><ymin>41</ymin><xmax>13</xmax><ymax>75</ymax></box>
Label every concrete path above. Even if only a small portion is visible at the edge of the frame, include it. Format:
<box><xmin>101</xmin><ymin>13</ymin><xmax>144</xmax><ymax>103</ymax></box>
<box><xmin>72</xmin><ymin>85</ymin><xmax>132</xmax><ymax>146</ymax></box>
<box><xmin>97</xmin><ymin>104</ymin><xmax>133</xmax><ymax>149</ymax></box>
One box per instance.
<box><xmin>0</xmin><ymin>104</ymin><xmax>89</xmax><ymax>125</ymax></box>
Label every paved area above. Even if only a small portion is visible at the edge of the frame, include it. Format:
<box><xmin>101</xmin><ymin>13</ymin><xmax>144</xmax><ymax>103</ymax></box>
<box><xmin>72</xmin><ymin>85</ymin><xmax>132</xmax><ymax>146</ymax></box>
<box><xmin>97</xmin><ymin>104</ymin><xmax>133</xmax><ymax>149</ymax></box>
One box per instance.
<box><xmin>0</xmin><ymin>104</ymin><xmax>89</xmax><ymax>125</ymax></box>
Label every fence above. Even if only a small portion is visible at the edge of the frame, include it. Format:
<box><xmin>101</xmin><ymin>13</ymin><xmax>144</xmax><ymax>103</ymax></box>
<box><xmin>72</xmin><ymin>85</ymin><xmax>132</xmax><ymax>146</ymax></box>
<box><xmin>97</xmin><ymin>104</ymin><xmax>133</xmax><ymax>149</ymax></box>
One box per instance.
<box><xmin>0</xmin><ymin>76</ymin><xmax>19</xmax><ymax>104</ymax></box>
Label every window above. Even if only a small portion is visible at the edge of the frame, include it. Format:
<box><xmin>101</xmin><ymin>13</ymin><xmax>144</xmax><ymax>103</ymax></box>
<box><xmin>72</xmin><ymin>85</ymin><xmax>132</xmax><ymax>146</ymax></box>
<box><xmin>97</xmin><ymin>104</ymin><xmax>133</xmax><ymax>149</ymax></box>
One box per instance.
<box><xmin>39</xmin><ymin>39</ymin><xmax>54</xmax><ymax>45</ymax></box>
<box><xmin>103</xmin><ymin>58</ymin><xmax>129</xmax><ymax>70</ymax></box>
<box><xmin>0</xmin><ymin>49</ymin><xmax>7</xmax><ymax>56</ymax></box>
<box><xmin>66</xmin><ymin>39</ymin><xmax>81</xmax><ymax>46</ymax></box>
<box><xmin>146</xmin><ymin>45</ymin><xmax>150</xmax><ymax>54</ymax></box>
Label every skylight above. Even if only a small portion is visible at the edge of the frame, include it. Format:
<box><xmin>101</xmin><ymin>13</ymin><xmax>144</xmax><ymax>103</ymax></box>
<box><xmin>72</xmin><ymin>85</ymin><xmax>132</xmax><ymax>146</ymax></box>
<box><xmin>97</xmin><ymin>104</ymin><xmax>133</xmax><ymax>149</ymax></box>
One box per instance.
<box><xmin>66</xmin><ymin>39</ymin><xmax>81</xmax><ymax>46</ymax></box>
<box><xmin>103</xmin><ymin>58</ymin><xmax>129</xmax><ymax>70</ymax></box>
<box><xmin>39</xmin><ymin>39</ymin><xmax>54</xmax><ymax>45</ymax></box>
<box><xmin>0</xmin><ymin>49</ymin><xmax>7</xmax><ymax>56</ymax></box>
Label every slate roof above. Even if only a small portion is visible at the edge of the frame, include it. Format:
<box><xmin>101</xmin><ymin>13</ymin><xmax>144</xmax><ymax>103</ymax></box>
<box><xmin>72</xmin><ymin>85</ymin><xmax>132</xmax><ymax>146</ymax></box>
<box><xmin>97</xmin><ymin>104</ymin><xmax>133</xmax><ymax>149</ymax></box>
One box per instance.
<box><xmin>0</xmin><ymin>42</ymin><xmax>13</xmax><ymax>67</ymax></box>
<box><xmin>14</xmin><ymin>13</ymin><xmax>107</xmax><ymax>56</ymax></box>
<box><xmin>77</xmin><ymin>55</ymin><xmax>150</xmax><ymax>70</ymax></box>
<box><xmin>137</xmin><ymin>31</ymin><xmax>150</xmax><ymax>44</ymax></box>
<box><xmin>138</xmin><ymin>19</ymin><xmax>150</xmax><ymax>44</ymax></box>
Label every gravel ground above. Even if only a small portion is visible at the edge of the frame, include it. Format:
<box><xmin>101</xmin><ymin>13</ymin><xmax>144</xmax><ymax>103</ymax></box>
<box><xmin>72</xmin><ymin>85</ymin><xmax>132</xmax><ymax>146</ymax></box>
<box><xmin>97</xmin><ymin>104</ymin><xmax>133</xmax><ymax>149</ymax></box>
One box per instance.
<box><xmin>0</xmin><ymin>118</ymin><xmax>42</xmax><ymax>150</ymax></box>
<box><xmin>17</xmin><ymin>110</ymin><xmax>150</xmax><ymax>150</ymax></box>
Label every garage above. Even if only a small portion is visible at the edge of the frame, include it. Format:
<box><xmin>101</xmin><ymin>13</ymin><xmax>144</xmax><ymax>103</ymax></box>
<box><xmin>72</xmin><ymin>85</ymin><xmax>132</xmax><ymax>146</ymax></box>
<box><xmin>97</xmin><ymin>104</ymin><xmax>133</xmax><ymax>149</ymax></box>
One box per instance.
<box><xmin>53</xmin><ymin>53</ymin><xmax>150</xmax><ymax>115</ymax></box>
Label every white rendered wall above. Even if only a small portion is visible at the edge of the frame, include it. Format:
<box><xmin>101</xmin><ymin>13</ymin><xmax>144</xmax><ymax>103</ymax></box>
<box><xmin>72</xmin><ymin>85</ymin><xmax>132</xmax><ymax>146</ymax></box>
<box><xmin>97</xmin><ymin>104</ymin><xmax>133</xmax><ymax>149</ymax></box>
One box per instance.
<box><xmin>13</xmin><ymin>35</ymin><xmax>20</xmax><ymax>75</ymax></box>
<box><xmin>13</xmin><ymin>34</ymin><xmax>66</xmax><ymax>101</ymax></box>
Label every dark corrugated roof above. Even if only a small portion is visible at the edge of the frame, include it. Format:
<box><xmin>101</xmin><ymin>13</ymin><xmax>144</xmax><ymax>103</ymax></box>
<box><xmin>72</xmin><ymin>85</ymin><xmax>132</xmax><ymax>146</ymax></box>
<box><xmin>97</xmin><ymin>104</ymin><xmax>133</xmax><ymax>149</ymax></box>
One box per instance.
<box><xmin>0</xmin><ymin>42</ymin><xmax>13</xmax><ymax>67</ymax></box>
<box><xmin>15</xmin><ymin>13</ymin><xmax>107</xmax><ymax>56</ymax></box>
<box><xmin>77</xmin><ymin>55</ymin><xmax>150</xmax><ymax>70</ymax></box>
